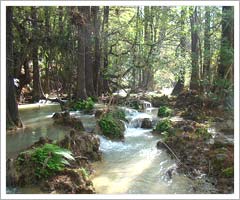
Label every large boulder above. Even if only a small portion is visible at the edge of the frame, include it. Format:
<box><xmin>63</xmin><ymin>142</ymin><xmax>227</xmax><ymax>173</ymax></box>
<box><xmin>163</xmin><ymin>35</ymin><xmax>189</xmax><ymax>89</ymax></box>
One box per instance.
<box><xmin>141</xmin><ymin>118</ymin><xmax>153</xmax><ymax>129</ymax></box>
<box><xmin>58</xmin><ymin>130</ymin><xmax>102</xmax><ymax>162</ymax></box>
<box><xmin>42</xmin><ymin>169</ymin><xmax>95</xmax><ymax>194</ymax></box>
<box><xmin>52</xmin><ymin>111</ymin><xmax>85</xmax><ymax>131</ymax></box>
<box><xmin>97</xmin><ymin>109</ymin><xmax>126</xmax><ymax>140</ymax></box>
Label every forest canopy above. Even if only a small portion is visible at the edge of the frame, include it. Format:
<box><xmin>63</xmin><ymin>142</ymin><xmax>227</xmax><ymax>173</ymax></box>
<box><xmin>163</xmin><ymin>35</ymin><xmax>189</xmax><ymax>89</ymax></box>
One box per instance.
<box><xmin>6</xmin><ymin>6</ymin><xmax>234</xmax><ymax>128</ymax></box>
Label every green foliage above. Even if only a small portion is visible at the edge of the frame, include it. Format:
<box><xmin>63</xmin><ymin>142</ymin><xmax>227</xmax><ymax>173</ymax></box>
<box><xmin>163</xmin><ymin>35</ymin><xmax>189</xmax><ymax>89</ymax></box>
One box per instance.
<box><xmin>154</xmin><ymin>119</ymin><xmax>172</xmax><ymax>132</ymax></box>
<box><xmin>72</xmin><ymin>97</ymin><xmax>94</xmax><ymax>112</ymax></box>
<box><xmin>195</xmin><ymin>127</ymin><xmax>211</xmax><ymax>140</ymax></box>
<box><xmin>98</xmin><ymin>113</ymin><xmax>125</xmax><ymax>139</ymax></box>
<box><xmin>222</xmin><ymin>167</ymin><xmax>234</xmax><ymax>178</ymax></box>
<box><xmin>19</xmin><ymin>144</ymin><xmax>75</xmax><ymax>179</ymax></box>
<box><xmin>157</xmin><ymin>106</ymin><xmax>173</xmax><ymax>117</ymax></box>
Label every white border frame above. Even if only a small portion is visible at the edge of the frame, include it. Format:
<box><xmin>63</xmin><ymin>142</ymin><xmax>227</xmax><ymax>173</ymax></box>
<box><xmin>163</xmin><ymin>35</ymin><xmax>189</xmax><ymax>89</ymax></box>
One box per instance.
<box><xmin>1</xmin><ymin>1</ymin><xmax>239</xmax><ymax>199</ymax></box>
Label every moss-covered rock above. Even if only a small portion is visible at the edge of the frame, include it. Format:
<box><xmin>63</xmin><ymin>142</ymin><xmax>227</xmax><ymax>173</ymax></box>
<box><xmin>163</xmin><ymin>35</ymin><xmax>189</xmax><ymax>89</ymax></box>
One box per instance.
<box><xmin>6</xmin><ymin>130</ymin><xmax>102</xmax><ymax>193</ymax></box>
<box><xmin>97</xmin><ymin>108</ymin><xmax>126</xmax><ymax>140</ymax></box>
<box><xmin>52</xmin><ymin>111</ymin><xmax>85</xmax><ymax>131</ymax></box>
<box><xmin>98</xmin><ymin>113</ymin><xmax>125</xmax><ymax>140</ymax></box>
<box><xmin>42</xmin><ymin>168</ymin><xmax>95</xmax><ymax>194</ymax></box>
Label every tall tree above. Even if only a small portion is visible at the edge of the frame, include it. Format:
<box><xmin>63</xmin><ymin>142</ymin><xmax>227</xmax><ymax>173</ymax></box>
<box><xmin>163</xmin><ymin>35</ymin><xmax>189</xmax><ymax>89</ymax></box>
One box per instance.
<box><xmin>92</xmin><ymin>6</ymin><xmax>101</xmax><ymax>95</ymax></box>
<box><xmin>85</xmin><ymin>7</ymin><xmax>95</xmax><ymax>97</ymax></box>
<box><xmin>76</xmin><ymin>7</ymin><xmax>88</xmax><ymax>99</ymax></box>
<box><xmin>172</xmin><ymin>8</ymin><xmax>187</xmax><ymax>95</ymax></box>
<box><xmin>31</xmin><ymin>6</ymin><xmax>41</xmax><ymax>102</ymax></box>
<box><xmin>203</xmin><ymin>7</ymin><xmax>211</xmax><ymax>92</ymax></box>
<box><xmin>190</xmin><ymin>7</ymin><xmax>200</xmax><ymax>91</ymax></box>
<box><xmin>6</xmin><ymin>6</ymin><xmax>22</xmax><ymax>129</ymax></box>
<box><xmin>102</xmin><ymin>6</ymin><xmax>110</xmax><ymax>92</ymax></box>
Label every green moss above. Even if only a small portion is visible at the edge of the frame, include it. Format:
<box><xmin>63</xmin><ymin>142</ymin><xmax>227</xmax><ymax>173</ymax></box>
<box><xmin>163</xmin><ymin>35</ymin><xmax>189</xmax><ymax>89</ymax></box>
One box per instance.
<box><xmin>195</xmin><ymin>127</ymin><xmax>211</xmax><ymax>140</ymax></box>
<box><xmin>98</xmin><ymin>113</ymin><xmax>125</xmax><ymax>139</ymax></box>
<box><xmin>222</xmin><ymin>167</ymin><xmax>234</xmax><ymax>178</ymax></box>
<box><xmin>154</xmin><ymin>119</ymin><xmax>172</xmax><ymax>132</ymax></box>
<box><xmin>111</xmin><ymin>109</ymin><xmax>126</xmax><ymax>121</ymax></box>
<box><xmin>157</xmin><ymin>106</ymin><xmax>173</xmax><ymax>117</ymax></box>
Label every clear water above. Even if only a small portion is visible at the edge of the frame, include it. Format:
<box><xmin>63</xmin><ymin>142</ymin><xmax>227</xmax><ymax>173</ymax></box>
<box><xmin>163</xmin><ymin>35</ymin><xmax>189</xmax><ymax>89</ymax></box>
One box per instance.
<box><xmin>6</xmin><ymin>104</ymin><xmax>216</xmax><ymax>194</ymax></box>
<box><xmin>92</xmin><ymin>108</ymin><xmax>216</xmax><ymax>194</ymax></box>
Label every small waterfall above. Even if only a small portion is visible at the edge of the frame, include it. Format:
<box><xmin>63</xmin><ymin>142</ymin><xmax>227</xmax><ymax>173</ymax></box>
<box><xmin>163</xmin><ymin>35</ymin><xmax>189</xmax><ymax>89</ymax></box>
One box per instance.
<box><xmin>139</xmin><ymin>100</ymin><xmax>152</xmax><ymax>109</ymax></box>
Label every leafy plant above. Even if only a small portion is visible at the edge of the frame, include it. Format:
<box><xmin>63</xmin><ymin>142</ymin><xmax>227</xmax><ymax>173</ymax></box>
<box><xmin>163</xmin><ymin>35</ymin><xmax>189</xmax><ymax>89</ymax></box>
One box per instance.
<box><xmin>154</xmin><ymin>119</ymin><xmax>172</xmax><ymax>132</ymax></box>
<box><xmin>19</xmin><ymin>144</ymin><xmax>75</xmax><ymax>179</ymax></box>
<box><xmin>73</xmin><ymin>97</ymin><xmax>94</xmax><ymax>111</ymax></box>
<box><xmin>158</xmin><ymin>106</ymin><xmax>173</xmax><ymax>117</ymax></box>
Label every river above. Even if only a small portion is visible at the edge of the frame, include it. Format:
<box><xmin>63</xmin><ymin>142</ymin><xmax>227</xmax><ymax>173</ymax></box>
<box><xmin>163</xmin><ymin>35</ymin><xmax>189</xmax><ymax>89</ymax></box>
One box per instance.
<box><xmin>6</xmin><ymin>103</ymin><xmax>216</xmax><ymax>194</ymax></box>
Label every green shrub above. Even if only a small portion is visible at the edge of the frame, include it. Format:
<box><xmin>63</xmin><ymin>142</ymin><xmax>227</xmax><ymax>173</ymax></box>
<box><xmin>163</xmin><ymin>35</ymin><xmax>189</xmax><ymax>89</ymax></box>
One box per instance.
<box><xmin>19</xmin><ymin>144</ymin><xmax>75</xmax><ymax>179</ymax></box>
<box><xmin>158</xmin><ymin>106</ymin><xmax>173</xmax><ymax>117</ymax></box>
<box><xmin>222</xmin><ymin>167</ymin><xmax>234</xmax><ymax>178</ymax></box>
<box><xmin>73</xmin><ymin>97</ymin><xmax>94</xmax><ymax>111</ymax></box>
<box><xmin>98</xmin><ymin>114</ymin><xmax>125</xmax><ymax>139</ymax></box>
<box><xmin>195</xmin><ymin>127</ymin><xmax>211</xmax><ymax>140</ymax></box>
<box><xmin>154</xmin><ymin>119</ymin><xmax>172</xmax><ymax>132</ymax></box>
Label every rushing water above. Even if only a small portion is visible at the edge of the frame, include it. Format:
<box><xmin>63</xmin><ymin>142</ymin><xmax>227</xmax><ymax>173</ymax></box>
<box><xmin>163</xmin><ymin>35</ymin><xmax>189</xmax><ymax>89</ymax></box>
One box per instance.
<box><xmin>92</xmin><ymin>107</ymin><xmax>216</xmax><ymax>194</ymax></box>
<box><xmin>6</xmin><ymin>103</ymin><xmax>216</xmax><ymax>194</ymax></box>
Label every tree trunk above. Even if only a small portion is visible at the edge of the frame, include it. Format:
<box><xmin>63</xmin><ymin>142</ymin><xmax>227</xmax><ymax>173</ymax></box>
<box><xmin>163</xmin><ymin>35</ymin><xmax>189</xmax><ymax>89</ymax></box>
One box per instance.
<box><xmin>102</xmin><ymin>6</ymin><xmax>110</xmax><ymax>92</ymax></box>
<box><xmin>44</xmin><ymin>7</ymin><xmax>51</xmax><ymax>94</ymax></box>
<box><xmin>76</xmin><ymin>7</ymin><xmax>87</xmax><ymax>99</ymax></box>
<box><xmin>31</xmin><ymin>7</ymin><xmax>41</xmax><ymax>102</ymax></box>
<box><xmin>85</xmin><ymin>7</ymin><xmax>95</xmax><ymax>97</ymax></box>
<box><xmin>172</xmin><ymin>9</ymin><xmax>186</xmax><ymax>95</ymax></box>
<box><xmin>6</xmin><ymin>7</ymin><xmax>22</xmax><ymax>129</ymax></box>
<box><xmin>92</xmin><ymin>6</ymin><xmax>101</xmax><ymax>95</ymax></box>
<box><xmin>190</xmin><ymin>7</ymin><xmax>200</xmax><ymax>91</ymax></box>
<box><xmin>203</xmin><ymin>7</ymin><xmax>211</xmax><ymax>92</ymax></box>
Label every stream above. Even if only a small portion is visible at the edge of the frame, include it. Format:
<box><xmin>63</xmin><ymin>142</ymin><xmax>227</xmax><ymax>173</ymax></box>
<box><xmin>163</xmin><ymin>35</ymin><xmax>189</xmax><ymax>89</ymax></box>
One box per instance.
<box><xmin>7</xmin><ymin>103</ymin><xmax>217</xmax><ymax>194</ymax></box>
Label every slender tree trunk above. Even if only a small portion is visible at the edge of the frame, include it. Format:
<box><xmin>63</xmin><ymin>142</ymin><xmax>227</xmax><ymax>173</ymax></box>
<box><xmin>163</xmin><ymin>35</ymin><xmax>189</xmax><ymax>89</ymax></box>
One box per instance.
<box><xmin>6</xmin><ymin>7</ymin><xmax>22</xmax><ymax>129</ymax></box>
<box><xmin>143</xmin><ymin>6</ymin><xmax>149</xmax><ymax>90</ymax></box>
<box><xmin>76</xmin><ymin>7</ymin><xmax>87</xmax><ymax>99</ymax></box>
<box><xmin>92</xmin><ymin>6</ymin><xmax>101</xmax><ymax>95</ymax></box>
<box><xmin>203</xmin><ymin>7</ymin><xmax>211</xmax><ymax>93</ymax></box>
<box><xmin>102</xmin><ymin>6</ymin><xmax>110</xmax><ymax>92</ymax></box>
<box><xmin>190</xmin><ymin>7</ymin><xmax>200</xmax><ymax>91</ymax></box>
<box><xmin>31</xmin><ymin>7</ymin><xmax>41</xmax><ymax>102</ymax></box>
<box><xmin>172</xmin><ymin>9</ymin><xmax>186</xmax><ymax>95</ymax></box>
<box><xmin>44</xmin><ymin>7</ymin><xmax>51</xmax><ymax>94</ymax></box>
